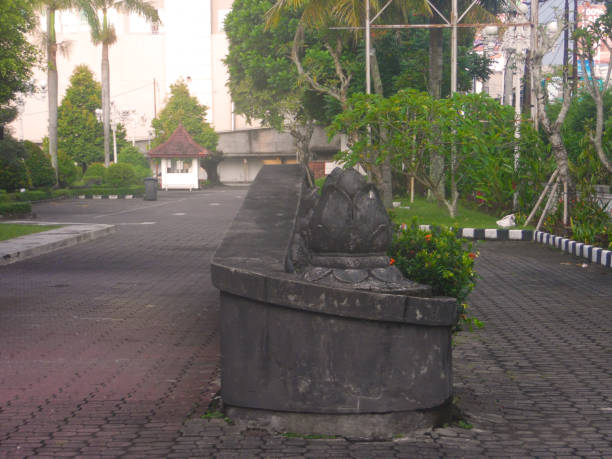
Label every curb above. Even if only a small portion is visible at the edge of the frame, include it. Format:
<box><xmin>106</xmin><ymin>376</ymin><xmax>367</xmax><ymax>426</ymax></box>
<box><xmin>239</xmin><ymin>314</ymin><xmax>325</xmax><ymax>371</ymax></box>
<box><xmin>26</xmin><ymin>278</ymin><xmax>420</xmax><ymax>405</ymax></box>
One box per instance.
<box><xmin>416</xmin><ymin>225</ymin><xmax>533</xmax><ymax>241</ymax></box>
<box><xmin>0</xmin><ymin>222</ymin><xmax>116</xmax><ymax>266</ymax></box>
<box><xmin>416</xmin><ymin>225</ymin><xmax>611</xmax><ymax>269</ymax></box>
<box><xmin>534</xmin><ymin>230</ymin><xmax>612</xmax><ymax>269</ymax></box>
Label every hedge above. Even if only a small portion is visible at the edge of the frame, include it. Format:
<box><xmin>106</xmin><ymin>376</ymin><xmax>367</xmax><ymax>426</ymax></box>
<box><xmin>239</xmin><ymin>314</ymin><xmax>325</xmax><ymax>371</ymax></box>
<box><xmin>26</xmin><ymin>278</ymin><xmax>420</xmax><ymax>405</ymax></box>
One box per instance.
<box><xmin>3</xmin><ymin>185</ymin><xmax>146</xmax><ymax>202</ymax></box>
<box><xmin>0</xmin><ymin>202</ymin><xmax>32</xmax><ymax>216</ymax></box>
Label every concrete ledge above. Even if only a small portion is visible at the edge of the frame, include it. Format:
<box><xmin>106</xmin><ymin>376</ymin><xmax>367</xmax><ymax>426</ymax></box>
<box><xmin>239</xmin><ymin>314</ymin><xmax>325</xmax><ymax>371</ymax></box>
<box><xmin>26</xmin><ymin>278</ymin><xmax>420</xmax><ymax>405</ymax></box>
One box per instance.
<box><xmin>0</xmin><ymin>221</ymin><xmax>116</xmax><ymax>266</ymax></box>
<box><xmin>534</xmin><ymin>230</ymin><xmax>612</xmax><ymax>268</ymax></box>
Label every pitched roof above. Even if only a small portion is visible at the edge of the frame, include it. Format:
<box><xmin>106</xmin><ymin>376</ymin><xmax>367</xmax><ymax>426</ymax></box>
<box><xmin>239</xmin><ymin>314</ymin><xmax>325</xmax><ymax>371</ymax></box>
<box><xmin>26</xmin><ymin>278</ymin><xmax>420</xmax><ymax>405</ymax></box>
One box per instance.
<box><xmin>147</xmin><ymin>123</ymin><xmax>210</xmax><ymax>158</ymax></box>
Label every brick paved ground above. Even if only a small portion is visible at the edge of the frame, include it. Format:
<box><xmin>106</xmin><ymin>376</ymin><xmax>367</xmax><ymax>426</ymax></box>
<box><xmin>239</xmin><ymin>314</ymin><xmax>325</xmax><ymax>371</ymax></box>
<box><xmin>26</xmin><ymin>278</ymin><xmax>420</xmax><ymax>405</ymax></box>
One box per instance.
<box><xmin>1</xmin><ymin>189</ymin><xmax>611</xmax><ymax>458</ymax></box>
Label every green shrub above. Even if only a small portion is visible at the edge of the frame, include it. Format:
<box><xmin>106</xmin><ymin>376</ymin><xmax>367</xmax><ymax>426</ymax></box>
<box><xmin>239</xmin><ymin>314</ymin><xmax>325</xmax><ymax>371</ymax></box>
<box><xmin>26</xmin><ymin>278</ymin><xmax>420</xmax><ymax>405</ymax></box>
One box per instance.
<box><xmin>0</xmin><ymin>138</ymin><xmax>31</xmax><ymax>192</ymax></box>
<box><xmin>58</xmin><ymin>151</ymin><xmax>81</xmax><ymax>187</ymax></box>
<box><xmin>570</xmin><ymin>196</ymin><xmax>611</xmax><ymax>249</ymax></box>
<box><xmin>118</xmin><ymin>145</ymin><xmax>150</xmax><ymax>169</ymax></box>
<box><xmin>0</xmin><ymin>201</ymin><xmax>32</xmax><ymax>216</ymax></box>
<box><xmin>13</xmin><ymin>190</ymin><xmax>51</xmax><ymax>202</ymax></box>
<box><xmin>51</xmin><ymin>189</ymin><xmax>77</xmax><ymax>199</ymax></box>
<box><xmin>84</xmin><ymin>162</ymin><xmax>107</xmax><ymax>179</ymax></box>
<box><xmin>389</xmin><ymin>219</ymin><xmax>478</xmax><ymax>303</ymax></box>
<box><xmin>83</xmin><ymin>175</ymin><xmax>104</xmax><ymax>186</ymax></box>
<box><xmin>389</xmin><ymin>219</ymin><xmax>481</xmax><ymax>331</ymax></box>
<box><xmin>83</xmin><ymin>184</ymin><xmax>145</xmax><ymax>197</ymax></box>
<box><xmin>23</xmin><ymin>141</ymin><xmax>56</xmax><ymax>188</ymax></box>
<box><xmin>106</xmin><ymin>162</ymin><xmax>138</xmax><ymax>186</ymax></box>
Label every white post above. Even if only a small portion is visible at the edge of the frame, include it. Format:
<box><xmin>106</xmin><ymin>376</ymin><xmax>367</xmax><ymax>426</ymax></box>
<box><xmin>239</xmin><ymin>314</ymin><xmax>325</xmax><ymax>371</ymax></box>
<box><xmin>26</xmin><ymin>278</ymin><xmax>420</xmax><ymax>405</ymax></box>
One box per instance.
<box><xmin>112</xmin><ymin>126</ymin><xmax>117</xmax><ymax>164</ymax></box>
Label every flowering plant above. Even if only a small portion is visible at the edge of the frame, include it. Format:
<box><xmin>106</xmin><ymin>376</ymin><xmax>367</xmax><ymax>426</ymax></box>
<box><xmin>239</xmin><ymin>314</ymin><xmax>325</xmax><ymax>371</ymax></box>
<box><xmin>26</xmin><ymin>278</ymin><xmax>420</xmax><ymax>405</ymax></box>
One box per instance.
<box><xmin>389</xmin><ymin>219</ymin><xmax>478</xmax><ymax>303</ymax></box>
<box><xmin>389</xmin><ymin>219</ymin><xmax>482</xmax><ymax>331</ymax></box>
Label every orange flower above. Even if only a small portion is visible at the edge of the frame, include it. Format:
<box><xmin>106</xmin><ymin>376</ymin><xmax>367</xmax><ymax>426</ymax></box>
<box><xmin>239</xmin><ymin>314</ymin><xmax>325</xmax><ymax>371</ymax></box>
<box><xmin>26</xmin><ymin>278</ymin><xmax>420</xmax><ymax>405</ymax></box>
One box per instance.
<box><xmin>425</xmin><ymin>234</ymin><xmax>432</xmax><ymax>241</ymax></box>
<box><xmin>389</xmin><ymin>258</ymin><xmax>396</xmax><ymax>265</ymax></box>
<box><xmin>468</xmin><ymin>252</ymin><xmax>476</xmax><ymax>260</ymax></box>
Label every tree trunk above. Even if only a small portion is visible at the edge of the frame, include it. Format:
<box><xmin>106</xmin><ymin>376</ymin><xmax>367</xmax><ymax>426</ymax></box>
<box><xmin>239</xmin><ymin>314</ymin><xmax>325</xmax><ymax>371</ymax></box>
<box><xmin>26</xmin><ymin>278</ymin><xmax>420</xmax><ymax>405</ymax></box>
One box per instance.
<box><xmin>102</xmin><ymin>42</ymin><xmax>111</xmax><ymax>168</ymax></box>
<box><xmin>503</xmin><ymin>53</ymin><xmax>514</xmax><ymax>105</ymax></box>
<box><xmin>47</xmin><ymin>7</ymin><xmax>59</xmax><ymax>186</ymax></box>
<box><xmin>428</xmin><ymin>26</ymin><xmax>445</xmax><ymax>200</ymax></box>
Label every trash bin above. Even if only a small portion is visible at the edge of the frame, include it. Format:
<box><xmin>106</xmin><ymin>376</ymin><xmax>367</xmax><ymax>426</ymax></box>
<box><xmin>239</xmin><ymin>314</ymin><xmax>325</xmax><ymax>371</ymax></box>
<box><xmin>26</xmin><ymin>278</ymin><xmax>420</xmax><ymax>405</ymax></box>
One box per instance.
<box><xmin>144</xmin><ymin>177</ymin><xmax>157</xmax><ymax>201</ymax></box>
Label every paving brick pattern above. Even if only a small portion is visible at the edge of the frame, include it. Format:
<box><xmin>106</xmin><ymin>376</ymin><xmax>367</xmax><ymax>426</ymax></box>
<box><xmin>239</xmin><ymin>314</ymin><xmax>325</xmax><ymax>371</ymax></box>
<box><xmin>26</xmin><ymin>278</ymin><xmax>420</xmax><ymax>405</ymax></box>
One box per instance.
<box><xmin>1</xmin><ymin>190</ymin><xmax>611</xmax><ymax>457</ymax></box>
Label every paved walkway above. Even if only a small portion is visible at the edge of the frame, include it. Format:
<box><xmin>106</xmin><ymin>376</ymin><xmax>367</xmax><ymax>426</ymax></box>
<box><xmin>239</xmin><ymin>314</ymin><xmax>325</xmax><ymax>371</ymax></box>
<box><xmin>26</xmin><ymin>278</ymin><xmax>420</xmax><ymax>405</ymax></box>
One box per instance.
<box><xmin>0</xmin><ymin>189</ymin><xmax>611</xmax><ymax>458</ymax></box>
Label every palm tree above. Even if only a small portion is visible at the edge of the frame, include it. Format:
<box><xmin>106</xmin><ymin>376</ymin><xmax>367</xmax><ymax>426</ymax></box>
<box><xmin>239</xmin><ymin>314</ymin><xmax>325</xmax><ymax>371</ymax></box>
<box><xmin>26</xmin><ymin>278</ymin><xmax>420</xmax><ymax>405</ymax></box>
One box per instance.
<box><xmin>83</xmin><ymin>0</ymin><xmax>160</xmax><ymax>167</ymax></box>
<box><xmin>30</xmin><ymin>0</ymin><xmax>98</xmax><ymax>185</ymax></box>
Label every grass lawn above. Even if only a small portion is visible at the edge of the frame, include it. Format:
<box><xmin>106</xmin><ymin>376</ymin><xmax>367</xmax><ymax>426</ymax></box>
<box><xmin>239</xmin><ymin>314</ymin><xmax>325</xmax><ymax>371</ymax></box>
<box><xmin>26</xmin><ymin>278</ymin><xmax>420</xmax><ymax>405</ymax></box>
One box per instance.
<box><xmin>0</xmin><ymin>224</ymin><xmax>62</xmax><ymax>242</ymax></box>
<box><xmin>391</xmin><ymin>196</ymin><xmax>533</xmax><ymax>229</ymax></box>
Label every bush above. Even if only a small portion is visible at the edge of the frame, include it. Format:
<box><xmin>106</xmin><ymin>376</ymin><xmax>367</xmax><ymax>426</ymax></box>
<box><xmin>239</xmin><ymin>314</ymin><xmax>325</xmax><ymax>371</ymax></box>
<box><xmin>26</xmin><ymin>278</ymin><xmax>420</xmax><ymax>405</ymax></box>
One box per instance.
<box><xmin>389</xmin><ymin>219</ymin><xmax>478</xmax><ymax>303</ymax></box>
<box><xmin>84</xmin><ymin>162</ymin><xmax>107</xmax><ymax>179</ymax></box>
<box><xmin>0</xmin><ymin>138</ymin><xmax>31</xmax><ymax>192</ymax></box>
<box><xmin>13</xmin><ymin>190</ymin><xmax>51</xmax><ymax>202</ymax></box>
<box><xmin>106</xmin><ymin>162</ymin><xmax>139</xmax><ymax>186</ymax></box>
<box><xmin>58</xmin><ymin>151</ymin><xmax>81</xmax><ymax>187</ymax></box>
<box><xmin>23</xmin><ymin>141</ymin><xmax>56</xmax><ymax>188</ymax></box>
<box><xmin>570</xmin><ymin>196</ymin><xmax>611</xmax><ymax>249</ymax></box>
<box><xmin>118</xmin><ymin>145</ymin><xmax>150</xmax><ymax>169</ymax></box>
<box><xmin>83</xmin><ymin>175</ymin><xmax>104</xmax><ymax>186</ymax></box>
<box><xmin>0</xmin><ymin>201</ymin><xmax>32</xmax><ymax>216</ymax></box>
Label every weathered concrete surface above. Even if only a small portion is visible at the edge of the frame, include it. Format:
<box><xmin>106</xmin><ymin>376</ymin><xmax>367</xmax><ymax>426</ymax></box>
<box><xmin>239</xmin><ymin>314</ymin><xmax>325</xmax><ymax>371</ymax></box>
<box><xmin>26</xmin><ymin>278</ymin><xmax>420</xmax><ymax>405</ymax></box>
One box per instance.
<box><xmin>0</xmin><ymin>222</ymin><xmax>115</xmax><ymax>265</ymax></box>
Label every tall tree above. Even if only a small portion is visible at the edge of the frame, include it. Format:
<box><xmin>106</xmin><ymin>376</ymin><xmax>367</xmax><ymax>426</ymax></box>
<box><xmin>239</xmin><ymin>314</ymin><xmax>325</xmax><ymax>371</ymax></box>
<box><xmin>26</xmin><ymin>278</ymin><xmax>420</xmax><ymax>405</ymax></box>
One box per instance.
<box><xmin>575</xmin><ymin>4</ymin><xmax>612</xmax><ymax>174</ymax></box>
<box><xmin>225</xmin><ymin>0</ymin><xmax>337</xmax><ymax>182</ymax></box>
<box><xmin>57</xmin><ymin>65</ymin><xmax>104</xmax><ymax>171</ymax></box>
<box><xmin>0</xmin><ymin>0</ymin><xmax>38</xmax><ymax>140</ymax></box>
<box><xmin>151</xmin><ymin>80</ymin><xmax>218</xmax><ymax>150</ymax></box>
<box><xmin>30</xmin><ymin>0</ymin><xmax>98</xmax><ymax>184</ymax></box>
<box><xmin>83</xmin><ymin>0</ymin><xmax>160</xmax><ymax>167</ymax></box>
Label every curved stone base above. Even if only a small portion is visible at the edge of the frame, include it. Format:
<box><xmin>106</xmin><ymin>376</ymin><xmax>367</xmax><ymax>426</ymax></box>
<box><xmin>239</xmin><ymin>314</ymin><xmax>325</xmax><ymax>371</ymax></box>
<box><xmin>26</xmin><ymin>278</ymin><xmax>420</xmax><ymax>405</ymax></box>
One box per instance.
<box><xmin>225</xmin><ymin>402</ymin><xmax>453</xmax><ymax>441</ymax></box>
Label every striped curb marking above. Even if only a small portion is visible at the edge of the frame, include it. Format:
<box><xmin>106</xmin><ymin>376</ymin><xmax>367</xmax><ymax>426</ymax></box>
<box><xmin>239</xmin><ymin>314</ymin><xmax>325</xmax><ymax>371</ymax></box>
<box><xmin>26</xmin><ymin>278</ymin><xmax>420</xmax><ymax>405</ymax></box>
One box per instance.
<box><xmin>534</xmin><ymin>230</ymin><xmax>612</xmax><ymax>268</ymax></box>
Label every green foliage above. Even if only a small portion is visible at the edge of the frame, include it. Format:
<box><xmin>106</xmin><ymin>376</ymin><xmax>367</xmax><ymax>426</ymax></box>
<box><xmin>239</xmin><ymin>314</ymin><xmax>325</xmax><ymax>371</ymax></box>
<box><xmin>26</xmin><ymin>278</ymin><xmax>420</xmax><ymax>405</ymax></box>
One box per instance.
<box><xmin>0</xmin><ymin>137</ymin><xmax>30</xmax><ymax>191</ymax></box>
<box><xmin>105</xmin><ymin>162</ymin><xmax>138</xmax><ymax>186</ymax></box>
<box><xmin>23</xmin><ymin>141</ymin><xmax>56</xmax><ymax>188</ymax></box>
<box><xmin>0</xmin><ymin>201</ymin><xmax>31</xmax><ymax>216</ymax></box>
<box><xmin>0</xmin><ymin>223</ymin><xmax>60</xmax><ymax>241</ymax></box>
<box><xmin>224</xmin><ymin>0</ymin><xmax>302</xmax><ymax>128</ymax></box>
<box><xmin>57</xmin><ymin>151</ymin><xmax>81</xmax><ymax>187</ymax></box>
<box><xmin>330</xmin><ymin>90</ymin><xmax>551</xmax><ymax>216</ymax></box>
<box><xmin>389</xmin><ymin>219</ymin><xmax>477</xmax><ymax>303</ymax></box>
<box><xmin>0</xmin><ymin>0</ymin><xmax>37</xmax><ymax>116</ymax></box>
<box><xmin>118</xmin><ymin>145</ymin><xmax>151</xmax><ymax>179</ymax></box>
<box><xmin>13</xmin><ymin>190</ymin><xmax>49</xmax><ymax>202</ymax></box>
<box><xmin>84</xmin><ymin>162</ymin><xmax>107</xmax><ymax>178</ymax></box>
<box><xmin>151</xmin><ymin>81</ymin><xmax>218</xmax><ymax>151</ymax></box>
<box><xmin>570</xmin><ymin>195</ymin><xmax>611</xmax><ymax>249</ymax></box>
<box><xmin>57</xmin><ymin>65</ymin><xmax>104</xmax><ymax>170</ymax></box>
<box><xmin>118</xmin><ymin>145</ymin><xmax>149</xmax><ymax>168</ymax></box>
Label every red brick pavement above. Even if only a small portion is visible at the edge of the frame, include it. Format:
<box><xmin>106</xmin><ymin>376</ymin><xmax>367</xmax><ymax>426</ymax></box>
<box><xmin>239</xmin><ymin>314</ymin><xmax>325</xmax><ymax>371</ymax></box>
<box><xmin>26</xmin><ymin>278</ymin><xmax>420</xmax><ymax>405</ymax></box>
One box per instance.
<box><xmin>1</xmin><ymin>191</ymin><xmax>612</xmax><ymax>458</ymax></box>
<box><xmin>0</xmin><ymin>190</ymin><xmax>245</xmax><ymax>458</ymax></box>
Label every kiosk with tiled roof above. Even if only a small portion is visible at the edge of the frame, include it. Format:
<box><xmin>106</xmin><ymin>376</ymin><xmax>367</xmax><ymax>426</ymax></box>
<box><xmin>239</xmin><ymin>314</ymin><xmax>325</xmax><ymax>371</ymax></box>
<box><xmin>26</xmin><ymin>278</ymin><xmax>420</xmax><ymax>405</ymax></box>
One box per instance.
<box><xmin>147</xmin><ymin>123</ymin><xmax>210</xmax><ymax>190</ymax></box>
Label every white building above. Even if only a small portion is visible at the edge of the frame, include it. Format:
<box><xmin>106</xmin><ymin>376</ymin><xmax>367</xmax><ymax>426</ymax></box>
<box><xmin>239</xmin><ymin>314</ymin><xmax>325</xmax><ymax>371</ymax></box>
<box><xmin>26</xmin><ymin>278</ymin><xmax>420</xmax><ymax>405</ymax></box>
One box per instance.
<box><xmin>11</xmin><ymin>1</ymin><xmax>256</xmax><ymax>157</ymax></box>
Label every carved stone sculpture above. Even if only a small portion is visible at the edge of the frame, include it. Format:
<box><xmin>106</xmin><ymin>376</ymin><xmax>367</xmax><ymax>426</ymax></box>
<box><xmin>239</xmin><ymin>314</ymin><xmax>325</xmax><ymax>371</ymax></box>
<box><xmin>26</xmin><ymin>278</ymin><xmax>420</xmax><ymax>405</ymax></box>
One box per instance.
<box><xmin>294</xmin><ymin>168</ymin><xmax>426</xmax><ymax>294</ymax></box>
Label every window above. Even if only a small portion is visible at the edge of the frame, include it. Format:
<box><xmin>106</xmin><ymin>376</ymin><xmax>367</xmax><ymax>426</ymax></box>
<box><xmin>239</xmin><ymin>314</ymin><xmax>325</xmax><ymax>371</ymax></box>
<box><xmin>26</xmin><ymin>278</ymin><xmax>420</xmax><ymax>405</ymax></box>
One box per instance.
<box><xmin>167</xmin><ymin>158</ymin><xmax>191</xmax><ymax>173</ymax></box>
